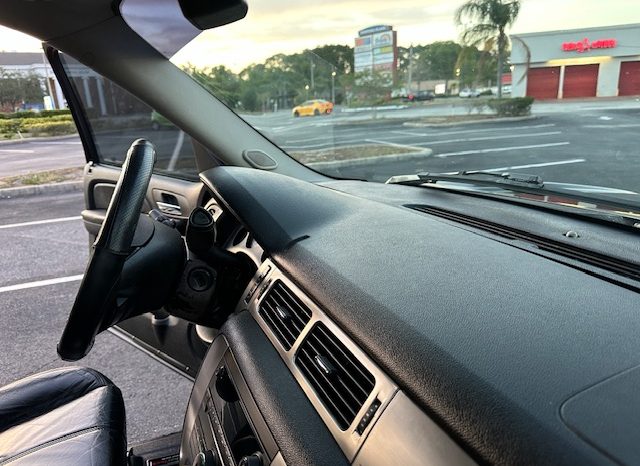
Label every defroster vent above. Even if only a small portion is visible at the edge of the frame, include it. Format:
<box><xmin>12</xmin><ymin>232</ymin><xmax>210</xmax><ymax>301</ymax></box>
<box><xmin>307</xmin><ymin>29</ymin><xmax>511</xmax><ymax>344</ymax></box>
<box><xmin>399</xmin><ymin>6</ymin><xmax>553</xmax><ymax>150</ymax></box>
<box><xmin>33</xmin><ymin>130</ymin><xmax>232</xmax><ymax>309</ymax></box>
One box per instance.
<box><xmin>295</xmin><ymin>323</ymin><xmax>376</xmax><ymax>430</ymax></box>
<box><xmin>259</xmin><ymin>280</ymin><xmax>312</xmax><ymax>350</ymax></box>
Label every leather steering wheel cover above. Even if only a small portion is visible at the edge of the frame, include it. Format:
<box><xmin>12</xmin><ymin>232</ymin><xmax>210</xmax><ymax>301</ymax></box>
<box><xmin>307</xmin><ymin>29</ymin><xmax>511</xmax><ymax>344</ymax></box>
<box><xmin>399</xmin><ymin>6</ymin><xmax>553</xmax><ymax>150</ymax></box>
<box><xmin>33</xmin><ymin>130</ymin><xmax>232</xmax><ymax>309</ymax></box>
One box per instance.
<box><xmin>57</xmin><ymin>139</ymin><xmax>156</xmax><ymax>361</ymax></box>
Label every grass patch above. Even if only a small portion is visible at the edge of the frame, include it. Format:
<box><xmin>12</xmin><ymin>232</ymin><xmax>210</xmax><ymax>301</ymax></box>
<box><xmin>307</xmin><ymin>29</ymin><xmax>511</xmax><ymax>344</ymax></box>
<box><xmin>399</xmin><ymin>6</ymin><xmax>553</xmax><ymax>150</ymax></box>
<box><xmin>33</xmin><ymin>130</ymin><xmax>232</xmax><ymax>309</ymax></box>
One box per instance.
<box><xmin>0</xmin><ymin>167</ymin><xmax>83</xmax><ymax>189</ymax></box>
<box><xmin>290</xmin><ymin>144</ymin><xmax>419</xmax><ymax>163</ymax></box>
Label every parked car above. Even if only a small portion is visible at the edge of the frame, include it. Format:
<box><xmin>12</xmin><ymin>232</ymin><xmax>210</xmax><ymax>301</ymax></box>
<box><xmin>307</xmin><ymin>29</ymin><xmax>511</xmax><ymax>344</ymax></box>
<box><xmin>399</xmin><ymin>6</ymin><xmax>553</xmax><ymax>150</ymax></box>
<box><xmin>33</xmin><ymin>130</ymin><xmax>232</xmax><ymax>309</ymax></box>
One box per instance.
<box><xmin>405</xmin><ymin>90</ymin><xmax>435</xmax><ymax>102</ymax></box>
<box><xmin>292</xmin><ymin>99</ymin><xmax>333</xmax><ymax>117</ymax></box>
<box><xmin>459</xmin><ymin>88</ymin><xmax>481</xmax><ymax>98</ymax></box>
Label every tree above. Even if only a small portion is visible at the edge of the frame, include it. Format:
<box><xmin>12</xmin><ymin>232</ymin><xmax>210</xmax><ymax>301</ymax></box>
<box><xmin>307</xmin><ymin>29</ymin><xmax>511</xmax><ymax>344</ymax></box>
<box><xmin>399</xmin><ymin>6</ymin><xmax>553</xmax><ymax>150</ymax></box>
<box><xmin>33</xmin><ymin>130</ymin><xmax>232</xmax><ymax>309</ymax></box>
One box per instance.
<box><xmin>183</xmin><ymin>64</ymin><xmax>241</xmax><ymax>108</ymax></box>
<box><xmin>0</xmin><ymin>69</ymin><xmax>44</xmax><ymax>111</ymax></box>
<box><xmin>455</xmin><ymin>0</ymin><xmax>521</xmax><ymax>98</ymax></box>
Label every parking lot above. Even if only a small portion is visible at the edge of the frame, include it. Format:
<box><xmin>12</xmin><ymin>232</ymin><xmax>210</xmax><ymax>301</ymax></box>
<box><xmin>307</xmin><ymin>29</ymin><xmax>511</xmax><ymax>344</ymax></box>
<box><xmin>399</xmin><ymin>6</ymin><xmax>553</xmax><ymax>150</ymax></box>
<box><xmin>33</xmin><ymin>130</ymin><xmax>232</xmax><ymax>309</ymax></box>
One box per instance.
<box><xmin>0</xmin><ymin>192</ymin><xmax>193</xmax><ymax>444</ymax></box>
<box><xmin>0</xmin><ymin>98</ymin><xmax>638</xmax><ymax>446</ymax></box>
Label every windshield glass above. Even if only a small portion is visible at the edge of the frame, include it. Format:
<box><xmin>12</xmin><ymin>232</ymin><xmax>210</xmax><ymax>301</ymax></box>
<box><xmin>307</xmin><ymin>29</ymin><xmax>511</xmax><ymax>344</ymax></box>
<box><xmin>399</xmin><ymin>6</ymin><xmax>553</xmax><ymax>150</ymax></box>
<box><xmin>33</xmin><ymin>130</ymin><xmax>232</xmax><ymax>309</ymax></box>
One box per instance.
<box><xmin>170</xmin><ymin>1</ymin><xmax>640</xmax><ymax>211</ymax></box>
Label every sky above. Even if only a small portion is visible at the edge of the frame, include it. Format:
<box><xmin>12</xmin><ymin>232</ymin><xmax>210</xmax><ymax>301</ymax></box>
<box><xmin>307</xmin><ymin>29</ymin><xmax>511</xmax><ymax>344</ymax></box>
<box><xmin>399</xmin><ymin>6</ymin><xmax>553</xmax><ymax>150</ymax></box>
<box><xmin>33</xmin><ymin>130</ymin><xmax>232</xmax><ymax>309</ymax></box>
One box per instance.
<box><xmin>1</xmin><ymin>0</ymin><xmax>639</xmax><ymax>71</ymax></box>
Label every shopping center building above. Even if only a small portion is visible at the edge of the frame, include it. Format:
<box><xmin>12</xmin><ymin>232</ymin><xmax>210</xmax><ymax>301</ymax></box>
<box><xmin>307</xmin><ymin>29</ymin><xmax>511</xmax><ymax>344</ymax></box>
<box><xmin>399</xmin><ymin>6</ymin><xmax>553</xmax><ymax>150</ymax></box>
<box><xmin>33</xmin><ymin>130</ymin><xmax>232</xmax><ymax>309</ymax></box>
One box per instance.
<box><xmin>511</xmin><ymin>24</ymin><xmax>640</xmax><ymax>99</ymax></box>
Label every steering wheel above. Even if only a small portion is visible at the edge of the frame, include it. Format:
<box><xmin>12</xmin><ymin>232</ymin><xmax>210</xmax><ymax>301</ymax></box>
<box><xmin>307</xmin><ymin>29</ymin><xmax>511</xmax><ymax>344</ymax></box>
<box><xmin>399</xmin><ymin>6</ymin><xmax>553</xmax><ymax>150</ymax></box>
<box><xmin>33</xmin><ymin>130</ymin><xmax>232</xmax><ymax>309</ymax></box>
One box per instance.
<box><xmin>58</xmin><ymin>139</ymin><xmax>156</xmax><ymax>361</ymax></box>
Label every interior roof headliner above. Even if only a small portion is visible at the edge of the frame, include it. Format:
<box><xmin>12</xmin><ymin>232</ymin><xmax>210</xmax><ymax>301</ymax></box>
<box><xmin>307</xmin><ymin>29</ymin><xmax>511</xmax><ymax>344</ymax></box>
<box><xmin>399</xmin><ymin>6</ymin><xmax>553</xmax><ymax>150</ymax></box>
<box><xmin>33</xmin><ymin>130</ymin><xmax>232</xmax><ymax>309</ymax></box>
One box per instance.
<box><xmin>0</xmin><ymin>0</ymin><xmax>117</xmax><ymax>43</ymax></box>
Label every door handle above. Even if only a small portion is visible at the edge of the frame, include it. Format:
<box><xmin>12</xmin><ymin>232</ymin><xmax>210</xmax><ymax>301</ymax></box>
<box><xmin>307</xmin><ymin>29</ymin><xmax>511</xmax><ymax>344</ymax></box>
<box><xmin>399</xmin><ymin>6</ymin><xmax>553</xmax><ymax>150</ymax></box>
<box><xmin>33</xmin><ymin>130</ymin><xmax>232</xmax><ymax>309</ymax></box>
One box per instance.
<box><xmin>157</xmin><ymin>201</ymin><xmax>182</xmax><ymax>216</ymax></box>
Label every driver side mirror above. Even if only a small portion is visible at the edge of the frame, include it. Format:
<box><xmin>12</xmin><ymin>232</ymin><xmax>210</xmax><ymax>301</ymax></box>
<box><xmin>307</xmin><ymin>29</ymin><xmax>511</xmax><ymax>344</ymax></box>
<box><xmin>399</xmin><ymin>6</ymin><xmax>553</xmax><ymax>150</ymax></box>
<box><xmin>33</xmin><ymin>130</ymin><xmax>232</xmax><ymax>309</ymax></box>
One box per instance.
<box><xmin>178</xmin><ymin>0</ymin><xmax>248</xmax><ymax>30</ymax></box>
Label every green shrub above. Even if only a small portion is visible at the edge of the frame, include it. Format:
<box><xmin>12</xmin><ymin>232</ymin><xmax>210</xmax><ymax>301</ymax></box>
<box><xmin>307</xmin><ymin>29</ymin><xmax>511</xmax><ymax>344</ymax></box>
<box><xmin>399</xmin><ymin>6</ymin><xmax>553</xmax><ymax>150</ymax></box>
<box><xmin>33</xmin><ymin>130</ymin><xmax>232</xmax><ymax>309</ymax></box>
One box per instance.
<box><xmin>487</xmin><ymin>97</ymin><xmax>534</xmax><ymax>117</ymax></box>
<box><xmin>0</xmin><ymin>119</ymin><xmax>22</xmax><ymax>133</ymax></box>
<box><xmin>18</xmin><ymin>115</ymin><xmax>73</xmax><ymax>125</ymax></box>
<box><xmin>0</xmin><ymin>109</ymin><xmax>71</xmax><ymax>119</ymax></box>
<box><xmin>23</xmin><ymin>121</ymin><xmax>77</xmax><ymax>136</ymax></box>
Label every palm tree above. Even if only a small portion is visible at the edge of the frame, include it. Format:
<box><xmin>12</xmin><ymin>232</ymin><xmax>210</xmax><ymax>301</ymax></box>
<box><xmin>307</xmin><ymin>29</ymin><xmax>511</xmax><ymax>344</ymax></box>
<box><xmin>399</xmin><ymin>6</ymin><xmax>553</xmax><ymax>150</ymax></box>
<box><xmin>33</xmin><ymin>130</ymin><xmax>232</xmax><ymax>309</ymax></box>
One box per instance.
<box><xmin>455</xmin><ymin>0</ymin><xmax>521</xmax><ymax>98</ymax></box>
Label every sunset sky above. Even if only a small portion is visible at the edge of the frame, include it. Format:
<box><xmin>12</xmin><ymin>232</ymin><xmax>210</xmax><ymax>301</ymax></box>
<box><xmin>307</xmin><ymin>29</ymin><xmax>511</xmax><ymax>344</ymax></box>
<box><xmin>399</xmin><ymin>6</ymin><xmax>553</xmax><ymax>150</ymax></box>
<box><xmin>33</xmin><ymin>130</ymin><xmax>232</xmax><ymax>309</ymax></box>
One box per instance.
<box><xmin>1</xmin><ymin>0</ymin><xmax>639</xmax><ymax>71</ymax></box>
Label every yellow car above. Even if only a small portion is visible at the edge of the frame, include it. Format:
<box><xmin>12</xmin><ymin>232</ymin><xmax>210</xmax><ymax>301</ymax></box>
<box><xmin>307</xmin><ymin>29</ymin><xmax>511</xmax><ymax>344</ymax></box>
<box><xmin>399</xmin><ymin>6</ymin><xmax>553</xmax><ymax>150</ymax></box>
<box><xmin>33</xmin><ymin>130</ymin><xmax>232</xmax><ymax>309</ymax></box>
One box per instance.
<box><xmin>292</xmin><ymin>99</ymin><xmax>334</xmax><ymax>117</ymax></box>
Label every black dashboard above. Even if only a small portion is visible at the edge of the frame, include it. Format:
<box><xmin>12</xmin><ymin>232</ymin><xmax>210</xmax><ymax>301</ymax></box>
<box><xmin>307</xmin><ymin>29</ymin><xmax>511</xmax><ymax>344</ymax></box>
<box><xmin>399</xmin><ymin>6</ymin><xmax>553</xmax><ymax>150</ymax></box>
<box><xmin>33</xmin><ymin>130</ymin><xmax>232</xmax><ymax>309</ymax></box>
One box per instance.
<box><xmin>180</xmin><ymin>166</ymin><xmax>640</xmax><ymax>466</ymax></box>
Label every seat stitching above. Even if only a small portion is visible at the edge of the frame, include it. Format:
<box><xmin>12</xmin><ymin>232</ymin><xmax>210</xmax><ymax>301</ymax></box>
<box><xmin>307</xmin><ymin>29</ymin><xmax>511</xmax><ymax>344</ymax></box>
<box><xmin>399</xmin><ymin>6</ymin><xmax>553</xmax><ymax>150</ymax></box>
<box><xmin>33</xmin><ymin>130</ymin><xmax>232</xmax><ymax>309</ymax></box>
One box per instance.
<box><xmin>0</xmin><ymin>424</ymin><xmax>113</xmax><ymax>465</ymax></box>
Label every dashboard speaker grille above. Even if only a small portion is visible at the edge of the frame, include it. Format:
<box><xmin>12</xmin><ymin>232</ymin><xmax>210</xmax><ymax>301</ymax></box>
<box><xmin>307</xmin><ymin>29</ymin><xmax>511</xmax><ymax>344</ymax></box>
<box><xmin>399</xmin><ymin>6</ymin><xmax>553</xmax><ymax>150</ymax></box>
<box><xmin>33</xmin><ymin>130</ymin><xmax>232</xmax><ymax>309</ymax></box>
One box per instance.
<box><xmin>295</xmin><ymin>323</ymin><xmax>375</xmax><ymax>430</ymax></box>
<box><xmin>259</xmin><ymin>280</ymin><xmax>312</xmax><ymax>350</ymax></box>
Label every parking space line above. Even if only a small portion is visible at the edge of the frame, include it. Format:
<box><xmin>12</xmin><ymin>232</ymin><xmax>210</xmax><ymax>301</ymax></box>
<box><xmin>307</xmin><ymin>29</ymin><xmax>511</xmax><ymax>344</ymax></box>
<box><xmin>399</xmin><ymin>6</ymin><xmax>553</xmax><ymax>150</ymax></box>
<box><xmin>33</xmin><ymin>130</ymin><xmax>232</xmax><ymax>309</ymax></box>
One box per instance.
<box><xmin>476</xmin><ymin>158</ymin><xmax>586</xmax><ymax>173</ymax></box>
<box><xmin>0</xmin><ymin>149</ymin><xmax>35</xmax><ymax>154</ymax></box>
<box><xmin>0</xmin><ymin>275</ymin><xmax>83</xmax><ymax>294</ymax></box>
<box><xmin>436</xmin><ymin>142</ymin><xmax>570</xmax><ymax>158</ymax></box>
<box><xmin>390</xmin><ymin>123</ymin><xmax>556</xmax><ymax>139</ymax></box>
<box><xmin>0</xmin><ymin>216</ymin><xmax>82</xmax><ymax>230</ymax></box>
<box><xmin>365</xmin><ymin>139</ymin><xmax>425</xmax><ymax>151</ymax></box>
<box><xmin>414</xmin><ymin>131</ymin><xmax>562</xmax><ymax>146</ymax></box>
<box><xmin>30</xmin><ymin>141</ymin><xmax>82</xmax><ymax>145</ymax></box>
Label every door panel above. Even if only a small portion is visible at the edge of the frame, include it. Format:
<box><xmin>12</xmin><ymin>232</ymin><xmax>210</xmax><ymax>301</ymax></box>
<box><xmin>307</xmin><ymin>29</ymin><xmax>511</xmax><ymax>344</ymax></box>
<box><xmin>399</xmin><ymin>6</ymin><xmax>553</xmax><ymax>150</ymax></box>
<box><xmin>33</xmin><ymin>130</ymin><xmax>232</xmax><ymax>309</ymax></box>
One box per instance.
<box><xmin>563</xmin><ymin>64</ymin><xmax>599</xmax><ymax>98</ymax></box>
<box><xmin>619</xmin><ymin>61</ymin><xmax>640</xmax><ymax>96</ymax></box>
<box><xmin>47</xmin><ymin>46</ymin><xmax>218</xmax><ymax>376</ymax></box>
<box><xmin>526</xmin><ymin>67</ymin><xmax>560</xmax><ymax>100</ymax></box>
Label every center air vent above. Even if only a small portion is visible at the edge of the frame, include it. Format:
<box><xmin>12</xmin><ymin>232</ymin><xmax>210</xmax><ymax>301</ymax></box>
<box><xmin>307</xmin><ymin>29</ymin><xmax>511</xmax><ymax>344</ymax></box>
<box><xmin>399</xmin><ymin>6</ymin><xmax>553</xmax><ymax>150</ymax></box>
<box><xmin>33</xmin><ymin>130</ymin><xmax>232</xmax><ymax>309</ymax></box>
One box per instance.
<box><xmin>295</xmin><ymin>323</ymin><xmax>375</xmax><ymax>430</ymax></box>
<box><xmin>259</xmin><ymin>281</ymin><xmax>312</xmax><ymax>350</ymax></box>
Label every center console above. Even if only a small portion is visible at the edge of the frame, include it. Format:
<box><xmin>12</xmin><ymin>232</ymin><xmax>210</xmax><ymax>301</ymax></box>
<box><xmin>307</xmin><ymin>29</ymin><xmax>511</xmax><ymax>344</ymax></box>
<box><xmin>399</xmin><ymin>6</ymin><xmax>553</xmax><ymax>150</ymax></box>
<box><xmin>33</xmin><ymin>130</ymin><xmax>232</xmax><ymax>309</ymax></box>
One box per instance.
<box><xmin>180</xmin><ymin>332</ymin><xmax>285</xmax><ymax>466</ymax></box>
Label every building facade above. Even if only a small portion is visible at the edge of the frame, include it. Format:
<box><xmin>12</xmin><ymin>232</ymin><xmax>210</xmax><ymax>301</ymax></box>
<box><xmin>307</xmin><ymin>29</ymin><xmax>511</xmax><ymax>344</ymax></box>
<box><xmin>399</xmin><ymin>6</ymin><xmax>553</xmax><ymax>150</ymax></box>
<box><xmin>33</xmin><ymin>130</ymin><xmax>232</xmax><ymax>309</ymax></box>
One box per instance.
<box><xmin>511</xmin><ymin>24</ymin><xmax>640</xmax><ymax>99</ymax></box>
<box><xmin>0</xmin><ymin>51</ymin><xmax>117</xmax><ymax>113</ymax></box>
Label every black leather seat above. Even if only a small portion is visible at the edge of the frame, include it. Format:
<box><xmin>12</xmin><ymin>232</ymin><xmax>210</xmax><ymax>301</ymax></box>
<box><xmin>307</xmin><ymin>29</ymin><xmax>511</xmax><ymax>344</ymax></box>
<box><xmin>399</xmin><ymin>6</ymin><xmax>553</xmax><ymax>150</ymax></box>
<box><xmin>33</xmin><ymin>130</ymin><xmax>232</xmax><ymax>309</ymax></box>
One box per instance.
<box><xmin>0</xmin><ymin>367</ymin><xmax>126</xmax><ymax>465</ymax></box>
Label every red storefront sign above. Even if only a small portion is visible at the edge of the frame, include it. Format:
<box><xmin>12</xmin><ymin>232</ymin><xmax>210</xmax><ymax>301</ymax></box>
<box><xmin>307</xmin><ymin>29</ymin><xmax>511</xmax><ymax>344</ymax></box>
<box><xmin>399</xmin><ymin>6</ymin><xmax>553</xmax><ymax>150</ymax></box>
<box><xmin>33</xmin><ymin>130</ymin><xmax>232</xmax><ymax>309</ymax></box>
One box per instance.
<box><xmin>562</xmin><ymin>38</ymin><xmax>617</xmax><ymax>53</ymax></box>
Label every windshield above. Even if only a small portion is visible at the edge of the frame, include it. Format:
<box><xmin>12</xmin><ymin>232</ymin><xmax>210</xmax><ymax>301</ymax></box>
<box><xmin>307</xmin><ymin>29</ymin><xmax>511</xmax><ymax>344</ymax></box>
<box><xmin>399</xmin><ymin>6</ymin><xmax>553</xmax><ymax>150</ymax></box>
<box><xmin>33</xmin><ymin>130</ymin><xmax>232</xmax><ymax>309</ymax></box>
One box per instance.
<box><xmin>167</xmin><ymin>1</ymin><xmax>640</xmax><ymax>211</ymax></box>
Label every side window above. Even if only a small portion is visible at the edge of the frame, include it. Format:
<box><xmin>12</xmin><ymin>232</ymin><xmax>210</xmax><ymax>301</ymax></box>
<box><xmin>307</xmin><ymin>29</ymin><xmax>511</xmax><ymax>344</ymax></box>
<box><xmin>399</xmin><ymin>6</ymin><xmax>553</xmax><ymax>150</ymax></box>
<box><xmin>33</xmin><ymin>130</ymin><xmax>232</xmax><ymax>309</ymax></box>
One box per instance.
<box><xmin>59</xmin><ymin>54</ymin><xmax>198</xmax><ymax>179</ymax></box>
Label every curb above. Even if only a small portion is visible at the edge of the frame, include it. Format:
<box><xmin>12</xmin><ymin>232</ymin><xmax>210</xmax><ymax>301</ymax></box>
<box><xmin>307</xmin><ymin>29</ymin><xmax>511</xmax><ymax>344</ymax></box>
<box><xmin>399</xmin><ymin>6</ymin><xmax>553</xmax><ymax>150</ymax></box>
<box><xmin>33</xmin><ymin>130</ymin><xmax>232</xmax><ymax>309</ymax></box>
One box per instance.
<box><xmin>341</xmin><ymin>105</ymin><xmax>409</xmax><ymax>114</ymax></box>
<box><xmin>403</xmin><ymin>115</ymin><xmax>539</xmax><ymax>128</ymax></box>
<box><xmin>0</xmin><ymin>180</ymin><xmax>83</xmax><ymax>199</ymax></box>
<box><xmin>307</xmin><ymin>149</ymin><xmax>433</xmax><ymax>169</ymax></box>
<box><xmin>0</xmin><ymin>133</ymin><xmax>79</xmax><ymax>146</ymax></box>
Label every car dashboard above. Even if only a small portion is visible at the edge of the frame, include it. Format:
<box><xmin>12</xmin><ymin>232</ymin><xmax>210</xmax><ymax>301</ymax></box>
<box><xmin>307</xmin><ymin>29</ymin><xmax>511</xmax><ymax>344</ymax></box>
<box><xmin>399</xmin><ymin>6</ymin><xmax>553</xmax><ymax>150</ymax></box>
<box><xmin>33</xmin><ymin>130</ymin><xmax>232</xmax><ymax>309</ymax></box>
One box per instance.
<box><xmin>179</xmin><ymin>166</ymin><xmax>640</xmax><ymax>466</ymax></box>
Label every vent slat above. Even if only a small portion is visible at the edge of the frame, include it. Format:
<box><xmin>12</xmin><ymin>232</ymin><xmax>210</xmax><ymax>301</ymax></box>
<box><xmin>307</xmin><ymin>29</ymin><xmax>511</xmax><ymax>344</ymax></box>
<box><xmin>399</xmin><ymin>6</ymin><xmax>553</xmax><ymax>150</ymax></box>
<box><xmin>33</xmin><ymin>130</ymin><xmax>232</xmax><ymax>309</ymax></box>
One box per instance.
<box><xmin>314</xmin><ymin>324</ymin><xmax>375</xmax><ymax>393</ymax></box>
<box><xmin>295</xmin><ymin>323</ymin><xmax>375</xmax><ymax>430</ymax></box>
<box><xmin>263</xmin><ymin>301</ymin><xmax>305</xmax><ymax>334</ymax></box>
<box><xmin>297</xmin><ymin>345</ymin><xmax>359</xmax><ymax>417</ymax></box>
<box><xmin>261</xmin><ymin>306</ymin><xmax>296</xmax><ymax>348</ymax></box>
<box><xmin>304</xmin><ymin>334</ymin><xmax>369</xmax><ymax>403</ymax></box>
<box><xmin>296</xmin><ymin>349</ymin><xmax>355</xmax><ymax>428</ymax></box>
<box><xmin>259</xmin><ymin>281</ymin><xmax>312</xmax><ymax>350</ymax></box>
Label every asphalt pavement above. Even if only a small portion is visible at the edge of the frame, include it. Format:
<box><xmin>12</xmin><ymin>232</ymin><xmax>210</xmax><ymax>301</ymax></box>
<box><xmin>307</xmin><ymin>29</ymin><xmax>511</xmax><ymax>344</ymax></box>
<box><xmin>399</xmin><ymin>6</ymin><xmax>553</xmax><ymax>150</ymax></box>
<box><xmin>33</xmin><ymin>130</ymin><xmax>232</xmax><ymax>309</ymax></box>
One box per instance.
<box><xmin>257</xmin><ymin>103</ymin><xmax>640</xmax><ymax>192</ymax></box>
<box><xmin>0</xmin><ymin>192</ymin><xmax>193</xmax><ymax>445</ymax></box>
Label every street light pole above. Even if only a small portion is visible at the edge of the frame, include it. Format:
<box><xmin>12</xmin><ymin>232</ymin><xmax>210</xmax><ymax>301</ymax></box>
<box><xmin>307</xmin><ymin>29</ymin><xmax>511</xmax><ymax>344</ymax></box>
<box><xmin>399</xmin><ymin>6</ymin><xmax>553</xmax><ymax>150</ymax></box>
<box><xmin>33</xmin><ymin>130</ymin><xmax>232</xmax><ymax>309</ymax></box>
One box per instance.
<box><xmin>331</xmin><ymin>69</ymin><xmax>336</xmax><ymax>103</ymax></box>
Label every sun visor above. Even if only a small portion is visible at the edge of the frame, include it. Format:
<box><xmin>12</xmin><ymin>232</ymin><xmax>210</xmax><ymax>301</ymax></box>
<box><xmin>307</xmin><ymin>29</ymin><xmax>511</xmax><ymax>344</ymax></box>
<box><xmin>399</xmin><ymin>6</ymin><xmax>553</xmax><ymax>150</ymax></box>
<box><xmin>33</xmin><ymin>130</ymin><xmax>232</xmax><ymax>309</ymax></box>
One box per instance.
<box><xmin>120</xmin><ymin>0</ymin><xmax>201</xmax><ymax>58</ymax></box>
<box><xmin>120</xmin><ymin>0</ymin><xmax>247</xmax><ymax>58</ymax></box>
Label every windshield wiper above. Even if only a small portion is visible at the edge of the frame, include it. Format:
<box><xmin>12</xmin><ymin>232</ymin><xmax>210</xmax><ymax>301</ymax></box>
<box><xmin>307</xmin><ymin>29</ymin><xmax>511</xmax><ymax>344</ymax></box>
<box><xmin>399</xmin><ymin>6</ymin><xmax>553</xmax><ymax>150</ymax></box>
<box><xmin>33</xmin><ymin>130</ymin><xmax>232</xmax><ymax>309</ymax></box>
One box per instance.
<box><xmin>386</xmin><ymin>171</ymin><xmax>544</xmax><ymax>188</ymax></box>
<box><xmin>385</xmin><ymin>170</ymin><xmax>640</xmax><ymax>224</ymax></box>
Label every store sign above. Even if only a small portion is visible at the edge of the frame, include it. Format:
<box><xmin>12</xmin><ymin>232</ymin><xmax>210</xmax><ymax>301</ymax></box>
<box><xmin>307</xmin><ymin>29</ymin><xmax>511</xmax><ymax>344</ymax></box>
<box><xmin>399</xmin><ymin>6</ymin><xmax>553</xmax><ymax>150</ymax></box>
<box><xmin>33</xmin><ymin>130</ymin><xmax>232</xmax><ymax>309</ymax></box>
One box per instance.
<box><xmin>358</xmin><ymin>25</ymin><xmax>392</xmax><ymax>37</ymax></box>
<box><xmin>562</xmin><ymin>38</ymin><xmax>617</xmax><ymax>53</ymax></box>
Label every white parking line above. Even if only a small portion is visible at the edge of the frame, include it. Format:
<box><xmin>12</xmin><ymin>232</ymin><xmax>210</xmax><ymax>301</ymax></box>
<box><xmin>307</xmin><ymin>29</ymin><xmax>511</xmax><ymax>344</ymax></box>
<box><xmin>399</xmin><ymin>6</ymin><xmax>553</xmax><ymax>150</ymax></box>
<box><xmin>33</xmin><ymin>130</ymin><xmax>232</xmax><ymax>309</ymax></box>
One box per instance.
<box><xmin>0</xmin><ymin>216</ymin><xmax>82</xmax><ymax>230</ymax></box>
<box><xmin>390</xmin><ymin>123</ymin><xmax>556</xmax><ymax>139</ymax></box>
<box><xmin>583</xmin><ymin>124</ymin><xmax>640</xmax><ymax>129</ymax></box>
<box><xmin>0</xmin><ymin>149</ymin><xmax>34</xmax><ymax>153</ymax></box>
<box><xmin>477</xmin><ymin>158</ymin><xmax>586</xmax><ymax>173</ymax></box>
<box><xmin>30</xmin><ymin>141</ymin><xmax>82</xmax><ymax>145</ymax></box>
<box><xmin>414</xmin><ymin>131</ymin><xmax>562</xmax><ymax>146</ymax></box>
<box><xmin>0</xmin><ymin>275</ymin><xmax>83</xmax><ymax>294</ymax></box>
<box><xmin>436</xmin><ymin>142</ymin><xmax>570</xmax><ymax>158</ymax></box>
<box><xmin>365</xmin><ymin>139</ymin><xmax>425</xmax><ymax>151</ymax></box>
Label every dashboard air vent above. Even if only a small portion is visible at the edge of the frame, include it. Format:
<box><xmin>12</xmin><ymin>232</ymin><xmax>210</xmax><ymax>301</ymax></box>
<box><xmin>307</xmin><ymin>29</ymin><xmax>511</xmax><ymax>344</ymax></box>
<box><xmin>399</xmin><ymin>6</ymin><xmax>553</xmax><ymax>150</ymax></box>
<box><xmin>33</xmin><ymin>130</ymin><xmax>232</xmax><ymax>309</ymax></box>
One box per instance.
<box><xmin>259</xmin><ymin>281</ymin><xmax>312</xmax><ymax>350</ymax></box>
<box><xmin>295</xmin><ymin>323</ymin><xmax>375</xmax><ymax>430</ymax></box>
<box><xmin>411</xmin><ymin>205</ymin><xmax>640</xmax><ymax>281</ymax></box>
